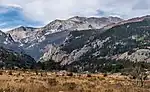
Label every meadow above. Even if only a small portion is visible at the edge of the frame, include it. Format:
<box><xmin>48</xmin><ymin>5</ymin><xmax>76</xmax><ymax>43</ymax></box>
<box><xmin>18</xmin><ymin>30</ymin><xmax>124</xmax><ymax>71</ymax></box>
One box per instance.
<box><xmin>0</xmin><ymin>70</ymin><xmax>150</xmax><ymax>92</ymax></box>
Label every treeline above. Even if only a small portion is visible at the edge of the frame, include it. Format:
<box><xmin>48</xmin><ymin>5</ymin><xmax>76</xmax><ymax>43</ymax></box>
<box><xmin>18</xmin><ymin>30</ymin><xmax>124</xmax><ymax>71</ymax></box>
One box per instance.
<box><xmin>36</xmin><ymin>59</ymin><xmax>150</xmax><ymax>74</ymax></box>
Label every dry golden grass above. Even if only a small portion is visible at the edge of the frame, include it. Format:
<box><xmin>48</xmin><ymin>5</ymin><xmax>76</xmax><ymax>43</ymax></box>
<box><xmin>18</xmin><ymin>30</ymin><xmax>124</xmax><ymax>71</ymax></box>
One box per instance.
<box><xmin>0</xmin><ymin>70</ymin><xmax>149</xmax><ymax>92</ymax></box>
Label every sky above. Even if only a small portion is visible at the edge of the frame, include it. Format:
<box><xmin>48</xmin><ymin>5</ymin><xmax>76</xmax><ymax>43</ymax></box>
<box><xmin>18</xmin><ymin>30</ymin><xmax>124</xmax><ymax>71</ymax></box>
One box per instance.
<box><xmin>0</xmin><ymin>0</ymin><xmax>150</xmax><ymax>31</ymax></box>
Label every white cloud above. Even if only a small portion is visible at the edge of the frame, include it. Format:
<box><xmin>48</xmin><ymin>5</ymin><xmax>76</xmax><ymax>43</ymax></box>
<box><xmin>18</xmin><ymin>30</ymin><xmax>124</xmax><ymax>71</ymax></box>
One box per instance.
<box><xmin>0</xmin><ymin>0</ymin><xmax>150</xmax><ymax>25</ymax></box>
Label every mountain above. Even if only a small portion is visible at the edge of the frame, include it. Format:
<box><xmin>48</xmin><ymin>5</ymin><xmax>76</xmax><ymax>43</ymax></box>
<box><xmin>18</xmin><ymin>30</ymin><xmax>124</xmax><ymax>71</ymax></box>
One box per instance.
<box><xmin>42</xmin><ymin>16</ymin><xmax>122</xmax><ymax>32</ymax></box>
<box><xmin>2</xmin><ymin>15</ymin><xmax>150</xmax><ymax>72</ymax></box>
<box><xmin>0</xmin><ymin>30</ymin><xmax>23</xmax><ymax>53</ymax></box>
<box><xmin>7</xmin><ymin>26</ymin><xmax>37</xmax><ymax>42</ymax></box>
<box><xmin>7</xmin><ymin>16</ymin><xmax>122</xmax><ymax>60</ymax></box>
<box><xmin>39</xmin><ymin>15</ymin><xmax>150</xmax><ymax>72</ymax></box>
<box><xmin>0</xmin><ymin>30</ymin><xmax>35</xmax><ymax>69</ymax></box>
<box><xmin>0</xmin><ymin>47</ymin><xmax>35</xmax><ymax>69</ymax></box>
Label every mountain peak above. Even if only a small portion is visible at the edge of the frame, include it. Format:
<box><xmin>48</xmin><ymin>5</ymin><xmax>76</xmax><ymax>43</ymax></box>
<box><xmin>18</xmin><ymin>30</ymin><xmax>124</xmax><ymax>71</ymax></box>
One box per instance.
<box><xmin>18</xmin><ymin>25</ymin><xmax>25</xmax><ymax>28</ymax></box>
<box><xmin>68</xmin><ymin>16</ymin><xmax>87</xmax><ymax>21</ymax></box>
<box><xmin>8</xmin><ymin>26</ymin><xmax>37</xmax><ymax>32</ymax></box>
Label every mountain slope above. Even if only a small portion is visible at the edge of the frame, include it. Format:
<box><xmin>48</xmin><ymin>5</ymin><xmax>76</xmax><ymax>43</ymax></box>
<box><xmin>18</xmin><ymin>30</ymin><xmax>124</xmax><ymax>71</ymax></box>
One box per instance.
<box><xmin>7</xmin><ymin>26</ymin><xmax>37</xmax><ymax>42</ymax></box>
<box><xmin>0</xmin><ymin>47</ymin><xmax>35</xmax><ymax>69</ymax></box>
<box><xmin>40</xmin><ymin>15</ymin><xmax>150</xmax><ymax>70</ymax></box>
<box><xmin>7</xmin><ymin>16</ymin><xmax>122</xmax><ymax>60</ymax></box>
<box><xmin>0</xmin><ymin>30</ymin><xmax>23</xmax><ymax>53</ymax></box>
<box><xmin>0</xmin><ymin>30</ymin><xmax>35</xmax><ymax>69</ymax></box>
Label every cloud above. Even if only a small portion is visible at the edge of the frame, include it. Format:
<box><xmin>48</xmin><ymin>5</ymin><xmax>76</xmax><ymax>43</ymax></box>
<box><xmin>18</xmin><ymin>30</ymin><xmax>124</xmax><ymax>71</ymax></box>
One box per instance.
<box><xmin>0</xmin><ymin>0</ymin><xmax>150</xmax><ymax>25</ymax></box>
<box><xmin>132</xmin><ymin>0</ymin><xmax>149</xmax><ymax>10</ymax></box>
<box><xmin>0</xmin><ymin>5</ymin><xmax>42</xmax><ymax>31</ymax></box>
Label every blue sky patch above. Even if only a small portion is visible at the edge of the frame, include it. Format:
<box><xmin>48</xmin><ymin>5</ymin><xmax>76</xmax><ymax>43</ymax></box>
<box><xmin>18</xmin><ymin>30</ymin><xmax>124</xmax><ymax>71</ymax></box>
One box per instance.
<box><xmin>0</xmin><ymin>6</ymin><xmax>42</xmax><ymax>31</ymax></box>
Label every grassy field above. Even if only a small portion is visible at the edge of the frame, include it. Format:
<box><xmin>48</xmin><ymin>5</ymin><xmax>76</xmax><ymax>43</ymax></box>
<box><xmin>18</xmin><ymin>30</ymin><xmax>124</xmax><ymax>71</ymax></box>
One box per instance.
<box><xmin>0</xmin><ymin>70</ymin><xmax>150</xmax><ymax>92</ymax></box>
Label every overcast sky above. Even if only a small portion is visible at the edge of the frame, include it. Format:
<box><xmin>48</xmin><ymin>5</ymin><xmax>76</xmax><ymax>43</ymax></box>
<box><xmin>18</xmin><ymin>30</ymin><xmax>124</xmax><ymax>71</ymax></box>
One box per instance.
<box><xmin>0</xmin><ymin>0</ymin><xmax>150</xmax><ymax>31</ymax></box>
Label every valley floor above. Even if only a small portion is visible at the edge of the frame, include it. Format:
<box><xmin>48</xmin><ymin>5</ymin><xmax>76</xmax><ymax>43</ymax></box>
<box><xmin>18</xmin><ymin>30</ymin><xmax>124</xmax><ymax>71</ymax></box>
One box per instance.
<box><xmin>0</xmin><ymin>70</ymin><xmax>150</xmax><ymax>92</ymax></box>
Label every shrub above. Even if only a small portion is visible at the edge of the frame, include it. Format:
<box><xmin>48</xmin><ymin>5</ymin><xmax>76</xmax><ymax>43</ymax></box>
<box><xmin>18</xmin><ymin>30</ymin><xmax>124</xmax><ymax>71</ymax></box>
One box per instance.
<box><xmin>98</xmin><ymin>77</ymin><xmax>105</xmax><ymax>81</ymax></box>
<box><xmin>16</xmin><ymin>73</ymin><xmax>20</xmax><ymax>77</ymax></box>
<box><xmin>86</xmin><ymin>74</ymin><xmax>92</xmax><ymax>77</ymax></box>
<box><xmin>103</xmin><ymin>73</ymin><xmax>107</xmax><ymax>77</ymax></box>
<box><xmin>63</xmin><ymin>82</ymin><xmax>77</xmax><ymax>90</ymax></box>
<box><xmin>35</xmin><ymin>70</ymin><xmax>38</xmax><ymax>75</ymax></box>
<box><xmin>8</xmin><ymin>71</ymin><xmax>13</xmax><ymax>75</ymax></box>
<box><xmin>66</xmin><ymin>72</ymin><xmax>73</xmax><ymax>76</ymax></box>
<box><xmin>47</xmin><ymin>78</ymin><xmax>58</xmax><ymax>86</ymax></box>
<box><xmin>105</xmin><ymin>89</ymin><xmax>113</xmax><ymax>92</ymax></box>
<box><xmin>0</xmin><ymin>71</ymin><xmax>3</xmax><ymax>75</ymax></box>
